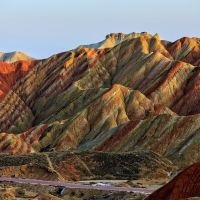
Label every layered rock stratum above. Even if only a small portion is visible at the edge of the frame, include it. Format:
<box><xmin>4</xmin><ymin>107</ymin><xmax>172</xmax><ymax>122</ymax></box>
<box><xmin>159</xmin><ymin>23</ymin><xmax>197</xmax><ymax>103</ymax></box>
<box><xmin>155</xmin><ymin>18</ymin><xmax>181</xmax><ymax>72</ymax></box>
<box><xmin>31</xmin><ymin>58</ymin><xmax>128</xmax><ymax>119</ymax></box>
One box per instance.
<box><xmin>146</xmin><ymin>162</ymin><xmax>200</xmax><ymax>200</ymax></box>
<box><xmin>1</xmin><ymin>32</ymin><xmax>200</xmax><ymax>190</ymax></box>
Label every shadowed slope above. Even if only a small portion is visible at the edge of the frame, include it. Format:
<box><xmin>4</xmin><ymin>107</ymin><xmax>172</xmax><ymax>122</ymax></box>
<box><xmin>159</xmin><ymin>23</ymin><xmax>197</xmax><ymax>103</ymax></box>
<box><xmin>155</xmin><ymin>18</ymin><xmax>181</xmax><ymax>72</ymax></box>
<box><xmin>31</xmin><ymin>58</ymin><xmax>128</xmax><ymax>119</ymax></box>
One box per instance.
<box><xmin>146</xmin><ymin>162</ymin><xmax>200</xmax><ymax>200</ymax></box>
<box><xmin>80</xmin><ymin>114</ymin><xmax>200</xmax><ymax>167</ymax></box>
<box><xmin>165</xmin><ymin>37</ymin><xmax>200</xmax><ymax>65</ymax></box>
<box><xmin>0</xmin><ymin>151</ymin><xmax>176</xmax><ymax>181</ymax></box>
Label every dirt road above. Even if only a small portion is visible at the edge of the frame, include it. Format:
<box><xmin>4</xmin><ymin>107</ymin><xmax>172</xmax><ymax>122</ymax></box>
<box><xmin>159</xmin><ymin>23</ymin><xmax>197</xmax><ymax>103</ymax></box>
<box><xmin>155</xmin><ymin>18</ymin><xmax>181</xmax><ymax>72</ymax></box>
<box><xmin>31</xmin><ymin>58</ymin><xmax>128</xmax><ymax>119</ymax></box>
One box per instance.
<box><xmin>0</xmin><ymin>177</ymin><xmax>155</xmax><ymax>194</ymax></box>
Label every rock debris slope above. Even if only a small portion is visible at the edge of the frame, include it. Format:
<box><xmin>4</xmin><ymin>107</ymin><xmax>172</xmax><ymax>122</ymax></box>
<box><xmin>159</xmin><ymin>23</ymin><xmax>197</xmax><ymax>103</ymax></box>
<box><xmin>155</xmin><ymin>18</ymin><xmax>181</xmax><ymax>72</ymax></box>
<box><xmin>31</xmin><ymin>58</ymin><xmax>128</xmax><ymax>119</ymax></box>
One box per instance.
<box><xmin>0</xmin><ymin>151</ymin><xmax>176</xmax><ymax>181</ymax></box>
<box><xmin>0</xmin><ymin>32</ymin><xmax>200</xmax><ymax>170</ymax></box>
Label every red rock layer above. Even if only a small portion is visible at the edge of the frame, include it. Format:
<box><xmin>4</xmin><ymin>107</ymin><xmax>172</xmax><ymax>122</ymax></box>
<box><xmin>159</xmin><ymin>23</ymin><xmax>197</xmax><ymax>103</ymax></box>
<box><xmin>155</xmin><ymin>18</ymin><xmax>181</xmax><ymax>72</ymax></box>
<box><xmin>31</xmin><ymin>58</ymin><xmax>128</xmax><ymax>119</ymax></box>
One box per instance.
<box><xmin>0</xmin><ymin>83</ymin><xmax>176</xmax><ymax>155</ymax></box>
<box><xmin>0</xmin><ymin>60</ymin><xmax>39</xmax><ymax>87</ymax></box>
<box><xmin>0</xmin><ymin>60</ymin><xmax>40</xmax><ymax>133</ymax></box>
<box><xmin>0</xmin><ymin>60</ymin><xmax>38</xmax><ymax>101</ymax></box>
<box><xmin>79</xmin><ymin>114</ymin><xmax>200</xmax><ymax>167</ymax></box>
<box><xmin>146</xmin><ymin>162</ymin><xmax>200</xmax><ymax>200</ymax></box>
<box><xmin>0</xmin><ymin>132</ymin><xmax>33</xmax><ymax>155</ymax></box>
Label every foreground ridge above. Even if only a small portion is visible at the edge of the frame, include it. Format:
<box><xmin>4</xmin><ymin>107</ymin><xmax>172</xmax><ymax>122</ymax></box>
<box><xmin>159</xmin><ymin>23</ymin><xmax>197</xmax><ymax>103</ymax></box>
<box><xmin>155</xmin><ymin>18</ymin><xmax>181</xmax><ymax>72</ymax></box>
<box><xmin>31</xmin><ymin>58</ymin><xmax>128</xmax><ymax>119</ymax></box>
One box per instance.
<box><xmin>0</xmin><ymin>151</ymin><xmax>175</xmax><ymax>181</ymax></box>
<box><xmin>146</xmin><ymin>162</ymin><xmax>200</xmax><ymax>200</ymax></box>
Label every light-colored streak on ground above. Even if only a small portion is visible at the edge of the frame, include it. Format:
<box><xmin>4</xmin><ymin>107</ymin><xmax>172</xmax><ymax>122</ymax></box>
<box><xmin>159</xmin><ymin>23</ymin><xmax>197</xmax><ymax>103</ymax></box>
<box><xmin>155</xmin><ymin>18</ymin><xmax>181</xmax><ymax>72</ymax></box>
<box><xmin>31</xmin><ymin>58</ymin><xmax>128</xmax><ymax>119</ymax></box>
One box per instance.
<box><xmin>0</xmin><ymin>177</ymin><xmax>155</xmax><ymax>194</ymax></box>
<box><xmin>79</xmin><ymin>180</ymin><xmax>128</xmax><ymax>183</ymax></box>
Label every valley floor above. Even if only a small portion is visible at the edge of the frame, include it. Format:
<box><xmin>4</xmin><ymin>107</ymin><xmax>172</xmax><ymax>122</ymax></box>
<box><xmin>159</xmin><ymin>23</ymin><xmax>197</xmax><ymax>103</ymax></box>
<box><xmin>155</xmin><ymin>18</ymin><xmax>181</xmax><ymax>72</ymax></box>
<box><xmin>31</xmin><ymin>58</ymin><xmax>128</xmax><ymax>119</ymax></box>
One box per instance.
<box><xmin>0</xmin><ymin>178</ymin><xmax>168</xmax><ymax>199</ymax></box>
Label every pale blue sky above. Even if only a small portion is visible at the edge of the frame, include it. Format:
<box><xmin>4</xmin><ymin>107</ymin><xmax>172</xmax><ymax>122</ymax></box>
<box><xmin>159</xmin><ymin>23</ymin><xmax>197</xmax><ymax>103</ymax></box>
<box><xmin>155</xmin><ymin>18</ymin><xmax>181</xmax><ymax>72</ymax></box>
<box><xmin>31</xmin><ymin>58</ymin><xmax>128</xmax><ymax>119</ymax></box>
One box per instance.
<box><xmin>0</xmin><ymin>0</ymin><xmax>199</xmax><ymax>59</ymax></box>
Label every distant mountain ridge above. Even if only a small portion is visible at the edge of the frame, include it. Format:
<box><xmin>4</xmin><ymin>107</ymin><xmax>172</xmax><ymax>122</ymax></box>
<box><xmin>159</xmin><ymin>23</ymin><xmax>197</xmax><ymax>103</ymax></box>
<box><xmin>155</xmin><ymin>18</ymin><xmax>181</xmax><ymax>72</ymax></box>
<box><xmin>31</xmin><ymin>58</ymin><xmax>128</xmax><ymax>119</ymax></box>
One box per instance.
<box><xmin>0</xmin><ymin>51</ymin><xmax>35</xmax><ymax>63</ymax></box>
<box><xmin>78</xmin><ymin>31</ymin><xmax>160</xmax><ymax>49</ymax></box>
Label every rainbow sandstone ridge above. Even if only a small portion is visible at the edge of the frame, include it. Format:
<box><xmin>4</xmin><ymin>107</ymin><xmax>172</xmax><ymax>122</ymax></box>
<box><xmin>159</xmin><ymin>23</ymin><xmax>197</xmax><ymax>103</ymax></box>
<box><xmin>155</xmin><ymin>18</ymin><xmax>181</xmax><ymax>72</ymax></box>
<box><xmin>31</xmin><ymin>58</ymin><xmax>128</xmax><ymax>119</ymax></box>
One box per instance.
<box><xmin>146</xmin><ymin>162</ymin><xmax>200</xmax><ymax>200</ymax></box>
<box><xmin>0</xmin><ymin>32</ymin><xmax>200</xmax><ymax>196</ymax></box>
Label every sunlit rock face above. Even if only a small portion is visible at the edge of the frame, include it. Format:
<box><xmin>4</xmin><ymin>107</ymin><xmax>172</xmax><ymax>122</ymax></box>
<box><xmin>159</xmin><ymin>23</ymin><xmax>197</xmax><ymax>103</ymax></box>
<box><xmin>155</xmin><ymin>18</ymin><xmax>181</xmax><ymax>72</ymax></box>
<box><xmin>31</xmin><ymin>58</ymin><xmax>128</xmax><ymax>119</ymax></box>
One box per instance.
<box><xmin>0</xmin><ymin>32</ymin><xmax>200</xmax><ymax>169</ymax></box>
<box><xmin>78</xmin><ymin>31</ymin><xmax>152</xmax><ymax>49</ymax></box>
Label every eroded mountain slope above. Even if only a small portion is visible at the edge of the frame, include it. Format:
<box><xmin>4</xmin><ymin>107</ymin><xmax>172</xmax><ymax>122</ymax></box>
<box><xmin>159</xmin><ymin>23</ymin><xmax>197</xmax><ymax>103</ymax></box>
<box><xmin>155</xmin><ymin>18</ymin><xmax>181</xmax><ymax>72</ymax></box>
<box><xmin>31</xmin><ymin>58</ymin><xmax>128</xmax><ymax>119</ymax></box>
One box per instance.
<box><xmin>0</xmin><ymin>84</ymin><xmax>176</xmax><ymax>155</ymax></box>
<box><xmin>0</xmin><ymin>32</ymin><xmax>200</xmax><ymax>170</ymax></box>
<box><xmin>0</xmin><ymin>60</ymin><xmax>40</xmax><ymax>134</ymax></box>
<box><xmin>79</xmin><ymin>114</ymin><xmax>200</xmax><ymax>167</ymax></box>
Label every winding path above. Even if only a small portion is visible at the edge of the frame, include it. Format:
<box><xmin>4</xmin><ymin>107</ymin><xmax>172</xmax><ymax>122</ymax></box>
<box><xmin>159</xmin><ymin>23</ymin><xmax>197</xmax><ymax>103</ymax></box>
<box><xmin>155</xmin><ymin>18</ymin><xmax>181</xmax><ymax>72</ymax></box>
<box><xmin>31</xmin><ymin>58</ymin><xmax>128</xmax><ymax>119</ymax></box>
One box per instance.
<box><xmin>0</xmin><ymin>177</ymin><xmax>155</xmax><ymax>194</ymax></box>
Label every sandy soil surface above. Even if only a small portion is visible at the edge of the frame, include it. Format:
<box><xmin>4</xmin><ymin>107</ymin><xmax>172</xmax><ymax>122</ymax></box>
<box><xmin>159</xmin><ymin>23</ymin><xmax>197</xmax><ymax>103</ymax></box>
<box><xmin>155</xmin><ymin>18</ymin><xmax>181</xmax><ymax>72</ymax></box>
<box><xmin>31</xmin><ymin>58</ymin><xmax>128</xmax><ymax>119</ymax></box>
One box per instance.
<box><xmin>79</xmin><ymin>178</ymin><xmax>167</xmax><ymax>189</ymax></box>
<box><xmin>0</xmin><ymin>179</ymin><xmax>155</xmax><ymax>199</ymax></box>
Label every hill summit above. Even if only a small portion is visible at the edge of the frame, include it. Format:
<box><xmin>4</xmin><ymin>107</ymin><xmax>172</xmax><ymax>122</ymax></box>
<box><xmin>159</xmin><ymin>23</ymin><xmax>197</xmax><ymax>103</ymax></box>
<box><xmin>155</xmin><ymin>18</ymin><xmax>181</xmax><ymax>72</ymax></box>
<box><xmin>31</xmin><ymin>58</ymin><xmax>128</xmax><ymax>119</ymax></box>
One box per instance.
<box><xmin>0</xmin><ymin>51</ymin><xmax>35</xmax><ymax>63</ymax></box>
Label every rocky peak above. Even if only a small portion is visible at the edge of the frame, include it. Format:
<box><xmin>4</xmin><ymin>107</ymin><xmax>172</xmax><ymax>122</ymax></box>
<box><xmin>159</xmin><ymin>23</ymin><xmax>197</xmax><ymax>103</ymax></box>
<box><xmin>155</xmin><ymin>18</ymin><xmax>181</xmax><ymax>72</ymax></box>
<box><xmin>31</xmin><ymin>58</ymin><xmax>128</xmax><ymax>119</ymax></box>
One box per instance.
<box><xmin>105</xmin><ymin>33</ymin><xmax>126</xmax><ymax>40</ymax></box>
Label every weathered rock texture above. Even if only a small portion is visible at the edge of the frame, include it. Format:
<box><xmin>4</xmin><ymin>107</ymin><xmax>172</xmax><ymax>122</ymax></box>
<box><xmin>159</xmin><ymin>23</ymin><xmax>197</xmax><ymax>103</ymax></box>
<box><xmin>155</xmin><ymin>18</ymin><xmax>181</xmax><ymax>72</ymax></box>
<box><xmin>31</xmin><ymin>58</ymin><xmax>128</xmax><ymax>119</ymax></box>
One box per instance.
<box><xmin>0</xmin><ymin>32</ymin><xmax>200</xmax><ymax>170</ymax></box>
<box><xmin>146</xmin><ymin>162</ymin><xmax>200</xmax><ymax>200</ymax></box>
<box><xmin>78</xmin><ymin>32</ymin><xmax>152</xmax><ymax>49</ymax></box>
<box><xmin>79</xmin><ymin>114</ymin><xmax>200</xmax><ymax>167</ymax></box>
